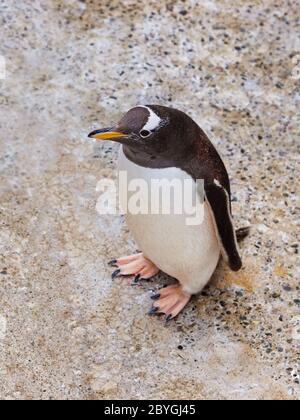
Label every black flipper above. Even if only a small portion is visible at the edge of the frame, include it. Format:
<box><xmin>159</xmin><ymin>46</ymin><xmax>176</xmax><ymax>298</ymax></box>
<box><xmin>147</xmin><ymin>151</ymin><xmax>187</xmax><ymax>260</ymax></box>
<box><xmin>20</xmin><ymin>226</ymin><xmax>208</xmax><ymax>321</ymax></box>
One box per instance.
<box><xmin>205</xmin><ymin>181</ymin><xmax>242</xmax><ymax>271</ymax></box>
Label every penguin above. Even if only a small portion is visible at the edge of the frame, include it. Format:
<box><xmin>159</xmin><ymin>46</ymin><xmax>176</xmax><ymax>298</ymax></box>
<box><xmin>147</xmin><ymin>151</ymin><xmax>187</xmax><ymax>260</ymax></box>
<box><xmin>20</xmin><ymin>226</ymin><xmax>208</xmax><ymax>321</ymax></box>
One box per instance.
<box><xmin>89</xmin><ymin>105</ymin><xmax>249</xmax><ymax>321</ymax></box>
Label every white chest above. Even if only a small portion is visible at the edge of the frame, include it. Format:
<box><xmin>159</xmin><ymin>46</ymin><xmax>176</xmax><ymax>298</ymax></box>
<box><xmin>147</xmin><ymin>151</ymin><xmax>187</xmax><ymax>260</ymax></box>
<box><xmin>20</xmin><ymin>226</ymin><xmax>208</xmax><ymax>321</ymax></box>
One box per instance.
<box><xmin>117</xmin><ymin>147</ymin><xmax>220</xmax><ymax>294</ymax></box>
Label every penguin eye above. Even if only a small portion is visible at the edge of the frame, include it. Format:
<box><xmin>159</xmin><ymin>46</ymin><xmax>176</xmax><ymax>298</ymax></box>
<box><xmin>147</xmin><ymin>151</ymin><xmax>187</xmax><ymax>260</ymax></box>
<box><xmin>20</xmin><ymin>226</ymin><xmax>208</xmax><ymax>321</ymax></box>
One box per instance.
<box><xmin>139</xmin><ymin>129</ymin><xmax>151</xmax><ymax>138</ymax></box>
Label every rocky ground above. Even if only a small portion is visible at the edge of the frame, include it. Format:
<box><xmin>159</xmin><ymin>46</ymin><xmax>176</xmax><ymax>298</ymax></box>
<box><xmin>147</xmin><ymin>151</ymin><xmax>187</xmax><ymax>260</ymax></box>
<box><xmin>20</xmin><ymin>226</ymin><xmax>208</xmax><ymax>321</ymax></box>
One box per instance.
<box><xmin>0</xmin><ymin>0</ymin><xmax>299</xmax><ymax>400</ymax></box>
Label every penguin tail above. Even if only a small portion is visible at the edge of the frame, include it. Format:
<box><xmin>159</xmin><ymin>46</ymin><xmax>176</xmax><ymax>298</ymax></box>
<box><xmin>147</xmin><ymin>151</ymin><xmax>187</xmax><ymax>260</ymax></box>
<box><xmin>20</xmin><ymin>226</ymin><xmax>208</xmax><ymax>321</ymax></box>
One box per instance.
<box><xmin>236</xmin><ymin>226</ymin><xmax>250</xmax><ymax>243</ymax></box>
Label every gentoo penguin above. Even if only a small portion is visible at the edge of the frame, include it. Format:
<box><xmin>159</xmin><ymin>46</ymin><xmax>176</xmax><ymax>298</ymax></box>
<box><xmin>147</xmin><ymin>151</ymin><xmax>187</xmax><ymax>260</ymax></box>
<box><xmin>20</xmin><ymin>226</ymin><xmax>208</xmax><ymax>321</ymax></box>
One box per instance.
<box><xmin>89</xmin><ymin>105</ymin><xmax>249</xmax><ymax>321</ymax></box>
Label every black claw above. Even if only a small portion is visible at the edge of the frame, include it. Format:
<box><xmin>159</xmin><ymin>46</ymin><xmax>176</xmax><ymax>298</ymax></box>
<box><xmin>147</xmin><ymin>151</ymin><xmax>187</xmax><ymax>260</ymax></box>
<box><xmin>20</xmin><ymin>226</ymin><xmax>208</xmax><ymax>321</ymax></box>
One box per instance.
<box><xmin>108</xmin><ymin>259</ymin><xmax>118</xmax><ymax>267</ymax></box>
<box><xmin>134</xmin><ymin>274</ymin><xmax>141</xmax><ymax>283</ymax></box>
<box><xmin>148</xmin><ymin>306</ymin><xmax>159</xmax><ymax>315</ymax></box>
<box><xmin>151</xmin><ymin>293</ymin><xmax>161</xmax><ymax>300</ymax></box>
<box><xmin>166</xmin><ymin>314</ymin><xmax>173</xmax><ymax>323</ymax></box>
<box><xmin>112</xmin><ymin>269</ymin><xmax>121</xmax><ymax>280</ymax></box>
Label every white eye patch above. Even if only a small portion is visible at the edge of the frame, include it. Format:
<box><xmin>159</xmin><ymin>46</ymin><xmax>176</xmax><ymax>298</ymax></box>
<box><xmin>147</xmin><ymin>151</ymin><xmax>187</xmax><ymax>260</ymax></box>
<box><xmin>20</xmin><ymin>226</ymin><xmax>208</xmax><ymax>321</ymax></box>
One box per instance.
<box><xmin>139</xmin><ymin>106</ymin><xmax>162</xmax><ymax>132</ymax></box>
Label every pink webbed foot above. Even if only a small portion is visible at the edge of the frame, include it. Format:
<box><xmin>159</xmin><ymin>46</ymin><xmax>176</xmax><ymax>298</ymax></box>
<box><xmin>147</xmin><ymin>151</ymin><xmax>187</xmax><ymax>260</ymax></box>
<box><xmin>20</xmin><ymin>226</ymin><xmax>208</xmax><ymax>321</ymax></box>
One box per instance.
<box><xmin>149</xmin><ymin>284</ymin><xmax>191</xmax><ymax>321</ymax></box>
<box><xmin>108</xmin><ymin>253</ymin><xmax>159</xmax><ymax>282</ymax></box>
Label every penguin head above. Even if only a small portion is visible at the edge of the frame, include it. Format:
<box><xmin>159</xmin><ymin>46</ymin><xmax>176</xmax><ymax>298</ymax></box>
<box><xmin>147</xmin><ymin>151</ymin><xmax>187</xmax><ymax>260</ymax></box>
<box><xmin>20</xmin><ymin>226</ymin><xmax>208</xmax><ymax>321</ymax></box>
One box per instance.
<box><xmin>88</xmin><ymin>105</ymin><xmax>199</xmax><ymax>165</ymax></box>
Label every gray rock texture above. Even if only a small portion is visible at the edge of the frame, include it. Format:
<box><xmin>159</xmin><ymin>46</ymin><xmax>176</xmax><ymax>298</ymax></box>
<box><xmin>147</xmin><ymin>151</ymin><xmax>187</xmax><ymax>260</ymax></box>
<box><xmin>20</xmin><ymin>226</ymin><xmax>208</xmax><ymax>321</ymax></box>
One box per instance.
<box><xmin>0</xmin><ymin>0</ymin><xmax>299</xmax><ymax>400</ymax></box>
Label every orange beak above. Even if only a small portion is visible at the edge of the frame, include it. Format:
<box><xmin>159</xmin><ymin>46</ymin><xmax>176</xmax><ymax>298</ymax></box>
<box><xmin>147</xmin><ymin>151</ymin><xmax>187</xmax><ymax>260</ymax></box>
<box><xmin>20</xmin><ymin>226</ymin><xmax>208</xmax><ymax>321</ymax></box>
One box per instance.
<box><xmin>88</xmin><ymin>128</ymin><xmax>127</xmax><ymax>140</ymax></box>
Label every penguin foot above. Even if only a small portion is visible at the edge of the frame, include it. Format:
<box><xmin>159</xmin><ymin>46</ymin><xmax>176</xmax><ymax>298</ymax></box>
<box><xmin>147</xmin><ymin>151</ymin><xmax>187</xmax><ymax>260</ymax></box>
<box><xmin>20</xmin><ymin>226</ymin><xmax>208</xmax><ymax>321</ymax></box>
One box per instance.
<box><xmin>150</xmin><ymin>284</ymin><xmax>191</xmax><ymax>321</ymax></box>
<box><xmin>109</xmin><ymin>253</ymin><xmax>159</xmax><ymax>281</ymax></box>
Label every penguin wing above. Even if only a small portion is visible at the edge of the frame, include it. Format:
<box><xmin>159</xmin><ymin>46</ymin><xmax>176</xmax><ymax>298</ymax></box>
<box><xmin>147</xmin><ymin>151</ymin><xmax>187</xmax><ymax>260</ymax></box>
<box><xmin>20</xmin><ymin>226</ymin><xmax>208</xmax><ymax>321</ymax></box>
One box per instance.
<box><xmin>205</xmin><ymin>180</ymin><xmax>242</xmax><ymax>271</ymax></box>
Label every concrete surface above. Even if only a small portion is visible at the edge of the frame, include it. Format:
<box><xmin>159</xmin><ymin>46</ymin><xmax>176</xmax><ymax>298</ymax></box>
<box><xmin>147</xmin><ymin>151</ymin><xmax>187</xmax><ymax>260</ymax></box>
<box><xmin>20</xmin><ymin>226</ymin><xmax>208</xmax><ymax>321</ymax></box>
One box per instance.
<box><xmin>0</xmin><ymin>0</ymin><xmax>299</xmax><ymax>400</ymax></box>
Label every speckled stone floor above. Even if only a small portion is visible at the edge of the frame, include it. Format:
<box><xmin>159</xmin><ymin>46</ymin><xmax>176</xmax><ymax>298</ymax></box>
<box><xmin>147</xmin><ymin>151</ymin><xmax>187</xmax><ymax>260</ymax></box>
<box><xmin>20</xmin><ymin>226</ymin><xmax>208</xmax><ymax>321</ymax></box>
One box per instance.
<box><xmin>0</xmin><ymin>0</ymin><xmax>299</xmax><ymax>400</ymax></box>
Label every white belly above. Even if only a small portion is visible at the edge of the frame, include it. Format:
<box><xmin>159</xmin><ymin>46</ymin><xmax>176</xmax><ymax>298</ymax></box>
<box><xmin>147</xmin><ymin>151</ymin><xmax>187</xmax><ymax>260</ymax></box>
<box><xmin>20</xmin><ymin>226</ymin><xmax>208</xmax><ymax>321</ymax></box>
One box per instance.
<box><xmin>118</xmin><ymin>147</ymin><xmax>220</xmax><ymax>294</ymax></box>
